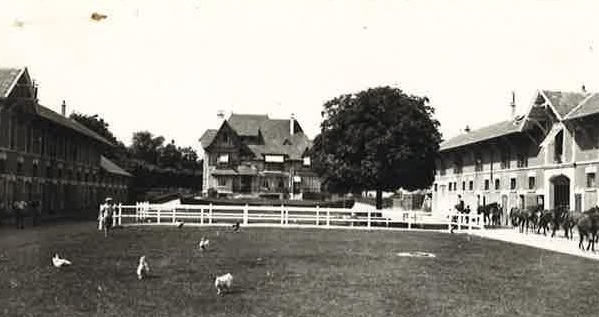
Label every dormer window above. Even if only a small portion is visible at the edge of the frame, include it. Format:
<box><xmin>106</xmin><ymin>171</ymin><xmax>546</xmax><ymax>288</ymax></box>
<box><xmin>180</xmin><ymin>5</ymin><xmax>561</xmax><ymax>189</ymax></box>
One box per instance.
<box><xmin>303</xmin><ymin>157</ymin><xmax>311</xmax><ymax>167</ymax></box>
<box><xmin>218</xmin><ymin>154</ymin><xmax>229</xmax><ymax>164</ymax></box>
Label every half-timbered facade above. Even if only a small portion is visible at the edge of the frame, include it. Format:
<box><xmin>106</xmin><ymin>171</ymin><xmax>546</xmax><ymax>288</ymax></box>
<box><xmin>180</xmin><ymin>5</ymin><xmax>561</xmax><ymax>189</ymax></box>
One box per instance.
<box><xmin>433</xmin><ymin>89</ymin><xmax>599</xmax><ymax>215</ymax></box>
<box><xmin>200</xmin><ymin>113</ymin><xmax>321</xmax><ymax>198</ymax></box>
<box><xmin>0</xmin><ymin>67</ymin><xmax>131</xmax><ymax>217</ymax></box>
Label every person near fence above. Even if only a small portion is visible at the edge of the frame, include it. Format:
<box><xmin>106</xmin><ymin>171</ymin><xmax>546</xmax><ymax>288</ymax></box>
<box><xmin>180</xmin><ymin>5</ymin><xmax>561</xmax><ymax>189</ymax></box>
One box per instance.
<box><xmin>100</xmin><ymin>197</ymin><xmax>116</xmax><ymax>237</ymax></box>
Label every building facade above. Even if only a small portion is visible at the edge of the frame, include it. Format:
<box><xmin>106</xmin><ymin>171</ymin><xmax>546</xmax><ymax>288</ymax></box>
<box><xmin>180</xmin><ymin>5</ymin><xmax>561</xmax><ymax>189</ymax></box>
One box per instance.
<box><xmin>199</xmin><ymin>113</ymin><xmax>320</xmax><ymax>198</ymax></box>
<box><xmin>433</xmin><ymin>89</ymin><xmax>599</xmax><ymax>215</ymax></box>
<box><xmin>0</xmin><ymin>67</ymin><xmax>131</xmax><ymax>217</ymax></box>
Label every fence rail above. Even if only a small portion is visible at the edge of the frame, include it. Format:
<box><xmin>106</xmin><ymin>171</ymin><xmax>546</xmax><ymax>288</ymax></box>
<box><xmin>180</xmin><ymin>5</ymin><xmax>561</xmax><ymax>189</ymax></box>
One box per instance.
<box><xmin>98</xmin><ymin>202</ymin><xmax>483</xmax><ymax>232</ymax></box>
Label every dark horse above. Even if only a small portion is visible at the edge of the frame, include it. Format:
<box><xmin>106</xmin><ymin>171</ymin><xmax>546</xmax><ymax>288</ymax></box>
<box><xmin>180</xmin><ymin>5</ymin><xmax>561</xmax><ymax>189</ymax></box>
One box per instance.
<box><xmin>516</xmin><ymin>205</ymin><xmax>541</xmax><ymax>234</ymax></box>
<box><xmin>537</xmin><ymin>206</ymin><xmax>568</xmax><ymax>237</ymax></box>
<box><xmin>477</xmin><ymin>203</ymin><xmax>501</xmax><ymax>226</ymax></box>
<box><xmin>576</xmin><ymin>207</ymin><xmax>599</xmax><ymax>251</ymax></box>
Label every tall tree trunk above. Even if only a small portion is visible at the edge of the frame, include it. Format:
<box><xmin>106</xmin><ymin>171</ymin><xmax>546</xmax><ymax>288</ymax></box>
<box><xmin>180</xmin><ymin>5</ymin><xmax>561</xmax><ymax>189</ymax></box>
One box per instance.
<box><xmin>376</xmin><ymin>188</ymin><xmax>383</xmax><ymax>210</ymax></box>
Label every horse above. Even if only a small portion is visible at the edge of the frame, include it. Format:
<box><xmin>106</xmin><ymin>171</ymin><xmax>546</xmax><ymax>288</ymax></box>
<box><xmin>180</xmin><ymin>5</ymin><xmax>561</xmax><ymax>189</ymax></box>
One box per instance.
<box><xmin>519</xmin><ymin>205</ymin><xmax>541</xmax><ymax>234</ymax></box>
<box><xmin>562</xmin><ymin>210</ymin><xmax>584</xmax><ymax>240</ymax></box>
<box><xmin>510</xmin><ymin>207</ymin><xmax>522</xmax><ymax>227</ymax></box>
<box><xmin>477</xmin><ymin>203</ymin><xmax>500</xmax><ymax>226</ymax></box>
<box><xmin>576</xmin><ymin>207</ymin><xmax>599</xmax><ymax>251</ymax></box>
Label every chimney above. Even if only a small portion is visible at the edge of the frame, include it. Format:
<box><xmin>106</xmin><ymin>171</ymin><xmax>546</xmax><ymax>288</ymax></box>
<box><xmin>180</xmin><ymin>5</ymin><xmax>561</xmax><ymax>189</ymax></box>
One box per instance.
<box><xmin>464</xmin><ymin>125</ymin><xmax>471</xmax><ymax>133</ymax></box>
<box><xmin>61</xmin><ymin>100</ymin><xmax>66</xmax><ymax>116</ymax></box>
<box><xmin>32</xmin><ymin>80</ymin><xmax>38</xmax><ymax>100</ymax></box>
<box><xmin>216</xmin><ymin>110</ymin><xmax>225</xmax><ymax>128</ymax></box>
<box><xmin>510</xmin><ymin>91</ymin><xmax>516</xmax><ymax>119</ymax></box>
<box><xmin>290</xmin><ymin>113</ymin><xmax>295</xmax><ymax>135</ymax></box>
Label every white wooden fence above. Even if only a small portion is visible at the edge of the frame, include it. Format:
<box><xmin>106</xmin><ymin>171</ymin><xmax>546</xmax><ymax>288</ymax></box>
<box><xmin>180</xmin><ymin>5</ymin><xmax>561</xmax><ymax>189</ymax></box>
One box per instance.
<box><xmin>98</xmin><ymin>202</ymin><xmax>484</xmax><ymax>232</ymax></box>
<box><xmin>446</xmin><ymin>212</ymin><xmax>485</xmax><ymax>232</ymax></box>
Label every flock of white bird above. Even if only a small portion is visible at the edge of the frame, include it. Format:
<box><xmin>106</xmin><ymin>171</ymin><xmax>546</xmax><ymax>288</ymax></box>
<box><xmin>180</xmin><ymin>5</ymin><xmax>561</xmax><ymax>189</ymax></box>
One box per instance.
<box><xmin>52</xmin><ymin>221</ymin><xmax>237</xmax><ymax>296</ymax></box>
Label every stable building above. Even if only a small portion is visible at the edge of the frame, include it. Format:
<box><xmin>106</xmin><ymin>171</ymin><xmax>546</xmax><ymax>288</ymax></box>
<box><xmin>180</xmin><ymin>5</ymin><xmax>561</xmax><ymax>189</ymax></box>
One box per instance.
<box><xmin>0</xmin><ymin>67</ymin><xmax>131</xmax><ymax>217</ymax></box>
<box><xmin>433</xmin><ymin>89</ymin><xmax>599</xmax><ymax>215</ymax></box>
<box><xmin>199</xmin><ymin>113</ymin><xmax>321</xmax><ymax>198</ymax></box>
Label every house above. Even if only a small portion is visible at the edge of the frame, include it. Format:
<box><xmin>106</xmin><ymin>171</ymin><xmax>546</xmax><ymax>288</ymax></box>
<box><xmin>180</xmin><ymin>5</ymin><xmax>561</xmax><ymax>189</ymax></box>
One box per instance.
<box><xmin>199</xmin><ymin>113</ymin><xmax>320</xmax><ymax>198</ymax></box>
<box><xmin>433</xmin><ymin>88</ymin><xmax>599</xmax><ymax>216</ymax></box>
<box><xmin>0</xmin><ymin>67</ymin><xmax>131</xmax><ymax>217</ymax></box>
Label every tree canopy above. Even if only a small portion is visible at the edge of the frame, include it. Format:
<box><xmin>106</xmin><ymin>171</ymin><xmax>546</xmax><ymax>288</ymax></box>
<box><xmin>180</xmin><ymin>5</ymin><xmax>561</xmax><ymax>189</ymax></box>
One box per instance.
<box><xmin>312</xmin><ymin>86</ymin><xmax>442</xmax><ymax>209</ymax></box>
<box><xmin>70</xmin><ymin>113</ymin><xmax>203</xmax><ymax>201</ymax></box>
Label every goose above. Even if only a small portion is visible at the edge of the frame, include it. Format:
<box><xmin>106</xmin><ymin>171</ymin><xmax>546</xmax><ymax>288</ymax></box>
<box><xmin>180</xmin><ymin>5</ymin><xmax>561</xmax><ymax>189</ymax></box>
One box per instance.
<box><xmin>136</xmin><ymin>256</ymin><xmax>150</xmax><ymax>280</ymax></box>
<box><xmin>52</xmin><ymin>254</ymin><xmax>72</xmax><ymax>268</ymax></box>
<box><xmin>199</xmin><ymin>237</ymin><xmax>210</xmax><ymax>250</ymax></box>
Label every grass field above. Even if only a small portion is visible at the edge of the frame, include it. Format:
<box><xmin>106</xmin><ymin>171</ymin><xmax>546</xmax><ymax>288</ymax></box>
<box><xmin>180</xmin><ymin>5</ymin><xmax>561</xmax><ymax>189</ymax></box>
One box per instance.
<box><xmin>1</xmin><ymin>222</ymin><xmax>599</xmax><ymax>317</ymax></box>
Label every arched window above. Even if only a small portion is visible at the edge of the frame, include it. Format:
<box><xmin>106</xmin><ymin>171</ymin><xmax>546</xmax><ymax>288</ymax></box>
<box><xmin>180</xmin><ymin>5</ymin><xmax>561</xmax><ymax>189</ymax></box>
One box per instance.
<box><xmin>554</xmin><ymin>130</ymin><xmax>564</xmax><ymax>163</ymax></box>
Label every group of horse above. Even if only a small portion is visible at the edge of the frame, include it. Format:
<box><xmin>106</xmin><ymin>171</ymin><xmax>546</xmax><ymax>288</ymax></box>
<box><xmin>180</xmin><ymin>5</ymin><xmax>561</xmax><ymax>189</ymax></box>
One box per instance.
<box><xmin>454</xmin><ymin>202</ymin><xmax>503</xmax><ymax>227</ymax></box>
<box><xmin>0</xmin><ymin>200</ymin><xmax>41</xmax><ymax>229</ymax></box>
<box><xmin>509</xmin><ymin>205</ymin><xmax>599</xmax><ymax>252</ymax></box>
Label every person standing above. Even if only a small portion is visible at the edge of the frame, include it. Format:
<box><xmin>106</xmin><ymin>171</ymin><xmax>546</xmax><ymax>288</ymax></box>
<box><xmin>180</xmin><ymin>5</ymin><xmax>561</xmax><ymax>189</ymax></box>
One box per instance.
<box><xmin>100</xmin><ymin>197</ymin><xmax>115</xmax><ymax>237</ymax></box>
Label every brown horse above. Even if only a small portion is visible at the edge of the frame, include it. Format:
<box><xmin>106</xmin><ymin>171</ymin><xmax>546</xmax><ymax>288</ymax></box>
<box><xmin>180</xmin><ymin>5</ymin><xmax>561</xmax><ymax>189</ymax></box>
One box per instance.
<box><xmin>576</xmin><ymin>207</ymin><xmax>599</xmax><ymax>251</ymax></box>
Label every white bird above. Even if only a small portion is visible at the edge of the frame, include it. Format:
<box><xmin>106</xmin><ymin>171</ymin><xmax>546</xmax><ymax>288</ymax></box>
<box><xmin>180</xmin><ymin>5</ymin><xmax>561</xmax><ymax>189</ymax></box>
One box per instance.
<box><xmin>214</xmin><ymin>273</ymin><xmax>233</xmax><ymax>296</ymax></box>
<box><xmin>176</xmin><ymin>221</ymin><xmax>184</xmax><ymax>228</ymax></box>
<box><xmin>52</xmin><ymin>254</ymin><xmax>72</xmax><ymax>268</ymax></box>
<box><xmin>136</xmin><ymin>256</ymin><xmax>150</xmax><ymax>280</ymax></box>
<box><xmin>199</xmin><ymin>237</ymin><xmax>210</xmax><ymax>250</ymax></box>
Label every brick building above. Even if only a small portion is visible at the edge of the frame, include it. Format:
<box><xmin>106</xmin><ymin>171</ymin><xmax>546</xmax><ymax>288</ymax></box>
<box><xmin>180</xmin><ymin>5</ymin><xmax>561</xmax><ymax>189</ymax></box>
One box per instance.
<box><xmin>433</xmin><ymin>89</ymin><xmax>599</xmax><ymax>215</ymax></box>
<box><xmin>199</xmin><ymin>113</ymin><xmax>320</xmax><ymax>198</ymax></box>
<box><xmin>0</xmin><ymin>67</ymin><xmax>131</xmax><ymax>217</ymax></box>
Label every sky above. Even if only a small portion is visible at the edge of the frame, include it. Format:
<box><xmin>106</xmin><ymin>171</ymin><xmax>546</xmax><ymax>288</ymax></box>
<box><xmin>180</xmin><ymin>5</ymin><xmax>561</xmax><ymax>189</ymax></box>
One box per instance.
<box><xmin>2</xmin><ymin>0</ymin><xmax>599</xmax><ymax>156</ymax></box>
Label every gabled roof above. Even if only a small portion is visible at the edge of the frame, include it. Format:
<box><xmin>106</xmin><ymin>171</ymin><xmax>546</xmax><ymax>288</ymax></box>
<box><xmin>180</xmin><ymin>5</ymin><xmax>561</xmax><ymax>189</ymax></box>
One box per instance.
<box><xmin>541</xmin><ymin>90</ymin><xmax>587</xmax><ymax>119</ymax></box>
<box><xmin>227</xmin><ymin>114</ymin><xmax>269</xmax><ymax>136</ymax></box>
<box><xmin>34</xmin><ymin>104</ymin><xmax>113</xmax><ymax>146</ymax></box>
<box><xmin>201</xmin><ymin>113</ymin><xmax>311</xmax><ymax>160</ymax></box>
<box><xmin>564</xmin><ymin>92</ymin><xmax>599</xmax><ymax>120</ymax></box>
<box><xmin>100</xmin><ymin>156</ymin><xmax>132</xmax><ymax>177</ymax></box>
<box><xmin>0</xmin><ymin>68</ymin><xmax>26</xmax><ymax>98</ymax></box>
<box><xmin>199</xmin><ymin>129</ymin><xmax>217</xmax><ymax>148</ymax></box>
<box><xmin>1</xmin><ymin>66</ymin><xmax>113</xmax><ymax>146</ymax></box>
<box><xmin>439</xmin><ymin>118</ymin><xmax>524</xmax><ymax>151</ymax></box>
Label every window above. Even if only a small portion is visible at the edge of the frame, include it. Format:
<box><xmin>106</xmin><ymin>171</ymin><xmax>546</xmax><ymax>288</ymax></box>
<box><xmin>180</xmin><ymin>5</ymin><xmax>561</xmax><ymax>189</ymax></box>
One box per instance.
<box><xmin>434</xmin><ymin>184</ymin><xmax>438</xmax><ymax>192</ymax></box>
<box><xmin>495</xmin><ymin>179</ymin><xmax>500</xmax><ymax>190</ymax></box>
<box><xmin>510</xmin><ymin>178</ymin><xmax>517</xmax><ymax>190</ymax></box>
<box><xmin>453</xmin><ymin>155</ymin><xmax>463</xmax><ymax>174</ymax></box>
<box><xmin>468</xmin><ymin>180</ymin><xmax>473</xmax><ymax>191</ymax></box>
<box><xmin>587</xmin><ymin>173</ymin><xmax>596</xmax><ymax>188</ymax></box>
<box><xmin>474</xmin><ymin>153</ymin><xmax>483</xmax><ymax>172</ymax></box>
<box><xmin>528</xmin><ymin>176</ymin><xmax>536</xmax><ymax>190</ymax></box>
<box><xmin>17</xmin><ymin>162</ymin><xmax>23</xmax><ymax>175</ymax></box>
<box><xmin>500</xmin><ymin>150</ymin><xmax>510</xmax><ymax>169</ymax></box>
<box><xmin>554</xmin><ymin>130</ymin><xmax>564</xmax><ymax>163</ymax></box>
<box><xmin>303</xmin><ymin>157</ymin><xmax>311</xmax><ymax>167</ymax></box>
<box><xmin>462</xmin><ymin>181</ymin><xmax>466</xmax><ymax>191</ymax></box>
<box><xmin>0</xmin><ymin>159</ymin><xmax>5</xmax><ymax>173</ymax></box>
<box><xmin>218</xmin><ymin>178</ymin><xmax>226</xmax><ymax>186</ymax></box>
<box><xmin>439</xmin><ymin>160</ymin><xmax>446</xmax><ymax>176</ymax></box>
<box><xmin>46</xmin><ymin>166</ymin><xmax>52</xmax><ymax>178</ymax></box>
<box><xmin>517</xmin><ymin>153</ymin><xmax>528</xmax><ymax>168</ymax></box>
<box><xmin>32</xmin><ymin>164</ymin><xmax>38</xmax><ymax>178</ymax></box>
<box><xmin>218</xmin><ymin>154</ymin><xmax>229</xmax><ymax>164</ymax></box>
<box><xmin>484</xmin><ymin>179</ymin><xmax>490</xmax><ymax>190</ymax></box>
<box><xmin>10</xmin><ymin>117</ymin><xmax>17</xmax><ymax>149</ymax></box>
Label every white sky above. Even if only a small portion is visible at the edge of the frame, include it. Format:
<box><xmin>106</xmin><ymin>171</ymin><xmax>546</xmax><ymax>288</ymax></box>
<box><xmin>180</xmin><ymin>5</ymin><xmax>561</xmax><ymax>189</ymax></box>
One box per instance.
<box><xmin>2</xmin><ymin>0</ymin><xmax>599</xmax><ymax>155</ymax></box>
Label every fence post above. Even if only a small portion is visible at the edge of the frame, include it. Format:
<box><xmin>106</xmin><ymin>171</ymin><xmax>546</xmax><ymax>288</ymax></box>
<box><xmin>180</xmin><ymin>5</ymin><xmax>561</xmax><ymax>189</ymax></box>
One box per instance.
<box><xmin>98</xmin><ymin>204</ymin><xmax>103</xmax><ymax>230</ymax></box>
<box><xmin>280</xmin><ymin>205</ymin><xmax>284</xmax><ymax>225</ymax></box>
<box><xmin>326</xmin><ymin>208</ymin><xmax>330</xmax><ymax>227</ymax></box>
<box><xmin>367</xmin><ymin>209</ymin><xmax>371</xmax><ymax>228</ymax></box>
<box><xmin>448</xmin><ymin>213</ymin><xmax>452</xmax><ymax>232</ymax></box>
<box><xmin>200</xmin><ymin>207</ymin><xmax>204</xmax><ymax>225</ymax></box>
<box><xmin>209</xmin><ymin>203</ymin><xmax>213</xmax><ymax>224</ymax></box>
<box><xmin>118</xmin><ymin>203</ymin><xmax>122</xmax><ymax>226</ymax></box>
<box><xmin>172</xmin><ymin>208</ymin><xmax>176</xmax><ymax>223</ymax></box>
<box><xmin>157</xmin><ymin>208</ymin><xmax>161</xmax><ymax>224</ymax></box>
<box><xmin>407</xmin><ymin>211</ymin><xmax>412</xmax><ymax>229</ymax></box>
<box><xmin>243</xmin><ymin>204</ymin><xmax>249</xmax><ymax>225</ymax></box>
<box><xmin>316</xmin><ymin>205</ymin><xmax>320</xmax><ymax>226</ymax></box>
<box><xmin>457</xmin><ymin>214</ymin><xmax>461</xmax><ymax>231</ymax></box>
<box><xmin>469</xmin><ymin>215</ymin><xmax>472</xmax><ymax>232</ymax></box>
<box><xmin>285</xmin><ymin>206</ymin><xmax>289</xmax><ymax>225</ymax></box>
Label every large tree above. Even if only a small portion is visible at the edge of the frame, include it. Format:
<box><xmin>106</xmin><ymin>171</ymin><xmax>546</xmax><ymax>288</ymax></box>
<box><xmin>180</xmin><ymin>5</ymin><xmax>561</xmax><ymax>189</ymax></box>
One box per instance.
<box><xmin>130</xmin><ymin>131</ymin><xmax>165</xmax><ymax>165</ymax></box>
<box><xmin>312</xmin><ymin>86</ymin><xmax>442</xmax><ymax>209</ymax></box>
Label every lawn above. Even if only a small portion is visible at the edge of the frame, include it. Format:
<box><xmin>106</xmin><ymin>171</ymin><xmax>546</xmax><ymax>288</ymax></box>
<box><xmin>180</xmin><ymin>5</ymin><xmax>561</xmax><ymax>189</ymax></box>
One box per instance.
<box><xmin>1</xmin><ymin>222</ymin><xmax>598</xmax><ymax>317</ymax></box>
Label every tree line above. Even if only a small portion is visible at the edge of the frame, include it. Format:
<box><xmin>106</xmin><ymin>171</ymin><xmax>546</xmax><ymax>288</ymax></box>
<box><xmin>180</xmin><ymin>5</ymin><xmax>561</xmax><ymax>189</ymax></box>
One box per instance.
<box><xmin>69</xmin><ymin>113</ymin><xmax>203</xmax><ymax>201</ymax></box>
